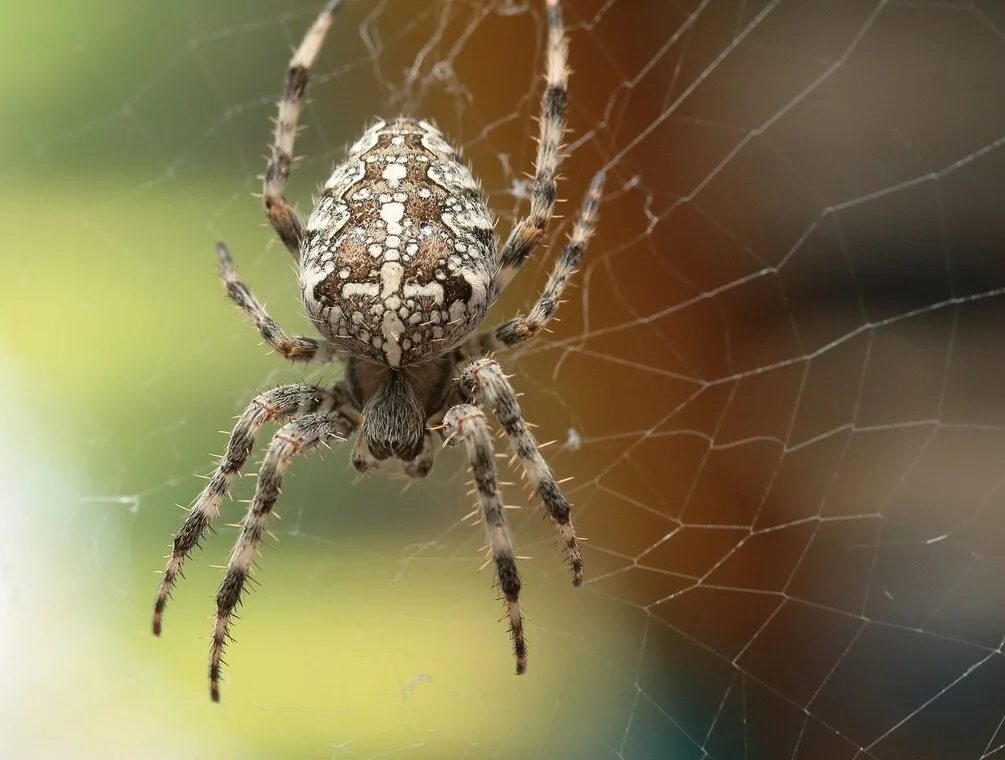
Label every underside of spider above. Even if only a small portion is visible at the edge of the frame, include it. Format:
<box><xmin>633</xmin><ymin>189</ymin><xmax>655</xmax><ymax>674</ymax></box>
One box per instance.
<box><xmin>152</xmin><ymin>0</ymin><xmax>603</xmax><ymax>702</ymax></box>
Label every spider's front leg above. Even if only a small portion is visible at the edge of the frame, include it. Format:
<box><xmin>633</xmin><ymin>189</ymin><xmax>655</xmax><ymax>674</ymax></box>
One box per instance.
<box><xmin>459</xmin><ymin>358</ymin><xmax>583</xmax><ymax>585</ymax></box>
<box><xmin>494</xmin><ymin>0</ymin><xmax>570</xmax><ymax>292</ymax></box>
<box><xmin>264</xmin><ymin>0</ymin><xmax>344</xmax><ymax>259</ymax></box>
<box><xmin>442</xmin><ymin>404</ymin><xmax>527</xmax><ymax>674</ymax></box>
<box><xmin>152</xmin><ymin>383</ymin><xmax>346</xmax><ymax>635</ymax></box>
<box><xmin>210</xmin><ymin>410</ymin><xmax>355</xmax><ymax>702</ymax></box>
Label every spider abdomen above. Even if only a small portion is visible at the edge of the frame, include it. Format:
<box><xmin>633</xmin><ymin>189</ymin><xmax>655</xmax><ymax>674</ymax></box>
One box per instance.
<box><xmin>300</xmin><ymin>117</ymin><xmax>497</xmax><ymax>367</ymax></box>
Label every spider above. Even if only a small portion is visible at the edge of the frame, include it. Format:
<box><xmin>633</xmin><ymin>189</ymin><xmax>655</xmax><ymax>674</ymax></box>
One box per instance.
<box><xmin>152</xmin><ymin>0</ymin><xmax>603</xmax><ymax>702</ymax></box>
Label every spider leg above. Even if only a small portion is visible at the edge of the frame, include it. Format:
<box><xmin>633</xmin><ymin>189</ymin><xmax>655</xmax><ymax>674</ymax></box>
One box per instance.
<box><xmin>494</xmin><ymin>0</ymin><xmax>569</xmax><ymax>294</ymax></box>
<box><xmin>459</xmin><ymin>358</ymin><xmax>583</xmax><ymax>585</ymax></box>
<box><xmin>217</xmin><ymin>242</ymin><xmax>345</xmax><ymax>363</ymax></box>
<box><xmin>443</xmin><ymin>404</ymin><xmax>527</xmax><ymax>674</ymax></box>
<box><xmin>153</xmin><ymin>383</ymin><xmax>346</xmax><ymax>635</ymax></box>
<box><xmin>465</xmin><ymin>171</ymin><xmax>603</xmax><ymax>356</ymax></box>
<box><xmin>264</xmin><ymin>0</ymin><xmax>344</xmax><ymax>260</ymax></box>
<box><xmin>209</xmin><ymin>410</ymin><xmax>355</xmax><ymax>703</ymax></box>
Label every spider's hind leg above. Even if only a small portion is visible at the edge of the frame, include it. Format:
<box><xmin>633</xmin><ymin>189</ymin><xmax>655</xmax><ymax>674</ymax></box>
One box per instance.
<box><xmin>494</xmin><ymin>0</ymin><xmax>570</xmax><ymax>293</ymax></box>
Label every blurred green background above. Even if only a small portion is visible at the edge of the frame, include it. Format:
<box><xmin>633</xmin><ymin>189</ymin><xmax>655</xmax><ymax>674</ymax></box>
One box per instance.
<box><xmin>0</xmin><ymin>1</ymin><xmax>655</xmax><ymax>756</ymax></box>
<box><xmin>6</xmin><ymin>1</ymin><xmax>1005</xmax><ymax>758</ymax></box>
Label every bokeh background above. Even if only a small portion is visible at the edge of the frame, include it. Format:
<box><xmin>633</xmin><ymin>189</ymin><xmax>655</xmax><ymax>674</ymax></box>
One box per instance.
<box><xmin>5</xmin><ymin>0</ymin><xmax>1005</xmax><ymax>757</ymax></box>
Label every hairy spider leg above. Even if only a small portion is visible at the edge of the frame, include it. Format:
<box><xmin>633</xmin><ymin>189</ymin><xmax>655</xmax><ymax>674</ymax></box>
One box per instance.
<box><xmin>460</xmin><ymin>359</ymin><xmax>583</xmax><ymax>584</ymax></box>
<box><xmin>153</xmin><ymin>384</ymin><xmax>346</xmax><ymax>634</ymax></box>
<box><xmin>443</xmin><ymin>404</ymin><xmax>527</xmax><ymax>674</ymax></box>
<box><xmin>466</xmin><ymin>171</ymin><xmax>604</xmax><ymax>356</ymax></box>
<box><xmin>263</xmin><ymin>0</ymin><xmax>344</xmax><ymax>259</ymax></box>
<box><xmin>210</xmin><ymin>411</ymin><xmax>355</xmax><ymax>702</ymax></box>
<box><xmin>494</xmin><ymin>0</ymin><xmax>570</xmax><ymax>294</ymax></box>
<box><xmin>217</xmin><ymin>243</ymin><xmax>345</xmax><ymax>364</ymax></box>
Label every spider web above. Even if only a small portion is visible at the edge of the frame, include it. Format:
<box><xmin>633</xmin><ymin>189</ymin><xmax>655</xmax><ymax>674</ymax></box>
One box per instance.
<box><xmin>6</xmin><ymin>0</ymin><xmax>1005</xmax><ymax>757</ymax></box>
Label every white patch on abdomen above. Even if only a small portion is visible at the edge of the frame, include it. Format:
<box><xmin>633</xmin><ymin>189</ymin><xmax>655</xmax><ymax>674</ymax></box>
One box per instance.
<box><xmin>461</xmin><ymin>268</ymin><xmax>488</xmax><ymax>309</ymax></box>
<box><xmin>381</xmin><ymin>309</ymin><xmax>405</xmax><ymax>367</ymax></box>
<box><xmin>382</xmin><ymin>163</ymin><xmax>406</xmax><ymax>186</ymax></box>
<box><xmin>380</xmin><ymin>202</ymin><xmax>405</xmax><ymax>234</ymax></box>
<box><xmin>379</xmin><ymin>262</ymin><xmax>404</xmax><ymax>298</ymax></box>
<box><xmin>341</xmin><ymin>282</ymin><xmax>380</xmax><ymax>299</ymax></box>
<box><xmin>324</xmin><ymin>159</ymin><xmax>365</xmax><ymax>196</ymax></box>
<box><xmin>377</xmin><ymin>261</ymin><xmax>406</xmax><ymax>365</ymax></box>
<box><xmin>403</xmin><ymin>282</ymin><xmax>445</xmax><ymax>303</ymax></box>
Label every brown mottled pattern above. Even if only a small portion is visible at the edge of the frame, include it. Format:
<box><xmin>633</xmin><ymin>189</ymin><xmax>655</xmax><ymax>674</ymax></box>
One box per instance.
<box><xmin>302</xmin><ymin>118</ymin><xmax>496</xmax><ymax>367</ymax></box>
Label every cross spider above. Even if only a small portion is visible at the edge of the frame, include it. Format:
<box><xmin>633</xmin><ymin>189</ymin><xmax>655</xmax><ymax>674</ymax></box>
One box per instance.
<box><xmin>152</xmin><ymin>0</ymin><xmax>603</xmax><ymax>702</ymax></box>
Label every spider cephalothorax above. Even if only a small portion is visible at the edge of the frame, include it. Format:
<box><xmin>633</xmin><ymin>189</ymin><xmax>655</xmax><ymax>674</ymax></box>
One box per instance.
<box><xmin>152</xmin><ymin>0</ymin><xmax>603</xmax><ymax>702</ymax></box>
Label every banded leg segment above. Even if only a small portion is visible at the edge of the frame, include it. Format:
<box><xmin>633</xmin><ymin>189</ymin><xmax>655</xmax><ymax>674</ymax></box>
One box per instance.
<box><xmin>153</xmin><ymin>383</ymin><xmax>345</xmax><ymax>635</ymax></box>
<box><xmin>467</xmin><ymin>171</ymin><xmax>603</xmax><ymax>356</ymax></box>
<box><xmin>459</xmin><ymin>358</ymin><xmax>583</xmax><ymax>585</ymax></box>
<box><xmin>210</xmin><ymin>411</ymin><xmax>355</xmax><ymax>702</ymax></box>
<box><xmin>265</xmin><ymin>0</ymin><xmax>344</xmax><ymax>259</ymax></box>
<box><xmin>494</xmin><ymin>0</ymin><xmax>570</xmax><ymax>293</ymax></box>
<box><xmin>443</xmin><ymin>404</ymin><xmax>527</xmax><ymax>674</ymax></box>
<box><xmin>217</xmin><ymin>243</ymin><xmax>345</xmax><ymax>363</ymax></box>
